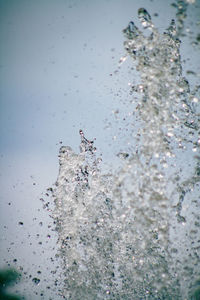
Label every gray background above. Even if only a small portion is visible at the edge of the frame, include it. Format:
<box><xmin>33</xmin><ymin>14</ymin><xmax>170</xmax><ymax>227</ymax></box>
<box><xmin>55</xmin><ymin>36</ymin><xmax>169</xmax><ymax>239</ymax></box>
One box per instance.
<box><xmin>0</xmin><ymin>0</ymin><xmax>199</xmax><ymax>298</ymax></box>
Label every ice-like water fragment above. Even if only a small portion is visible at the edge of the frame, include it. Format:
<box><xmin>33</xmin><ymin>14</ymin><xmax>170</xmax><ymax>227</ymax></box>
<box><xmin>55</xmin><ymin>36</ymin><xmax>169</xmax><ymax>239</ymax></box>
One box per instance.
<box><xmin>123</xmin><ymin>21</ymin><xmax>140</xmax><ymax>39</ymax></box>
<box><xmin>138</xmin><ymin>8</ymin><xmax>152</xmax><ymax>29</ymax></box>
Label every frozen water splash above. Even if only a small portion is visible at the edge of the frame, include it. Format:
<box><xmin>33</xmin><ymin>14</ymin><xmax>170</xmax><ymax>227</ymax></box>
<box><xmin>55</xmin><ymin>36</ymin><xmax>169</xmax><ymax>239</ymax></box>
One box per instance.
<box><xmin>122</xmin><ymin>8</ymin><xmax>200</xmax><ymax>299</ymax></box>
<box><xmin>52</xmin><ymin>131</ymin><xmax>115</xmax><ymax>299</ymax></box>
<box><xmin>51</xmin><ymin>8</ymin><xmax>200</xmax><ymax>300</ymax></box>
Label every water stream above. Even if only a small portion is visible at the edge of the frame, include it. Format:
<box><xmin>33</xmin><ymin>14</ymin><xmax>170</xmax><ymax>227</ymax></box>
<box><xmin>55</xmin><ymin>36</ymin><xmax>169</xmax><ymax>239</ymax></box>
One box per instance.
<box><xmin>50</xmin><ymin>7</ymin><xmax>200</xmax><ymax>300</ymax></box>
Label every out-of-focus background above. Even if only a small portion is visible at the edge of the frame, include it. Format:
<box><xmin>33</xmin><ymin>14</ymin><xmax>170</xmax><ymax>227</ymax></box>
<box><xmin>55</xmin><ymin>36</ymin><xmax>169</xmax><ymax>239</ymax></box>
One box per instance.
<box><xmin>0</xmin><ymin>0</ymin><xmax>199</xmax><ymax>298</ymax></box>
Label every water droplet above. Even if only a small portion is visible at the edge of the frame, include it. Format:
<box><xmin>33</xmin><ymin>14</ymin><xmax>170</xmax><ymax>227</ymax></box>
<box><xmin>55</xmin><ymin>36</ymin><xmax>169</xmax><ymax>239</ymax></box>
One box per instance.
<box><xmin>32</xmin><ymin>277</ymin><xmax>40</xmax><ymax>285</ymax></box>
<box><xmin>192</xmin><ymin>97</ymin><xmax>198</xmax><ymax>103</ymax></box>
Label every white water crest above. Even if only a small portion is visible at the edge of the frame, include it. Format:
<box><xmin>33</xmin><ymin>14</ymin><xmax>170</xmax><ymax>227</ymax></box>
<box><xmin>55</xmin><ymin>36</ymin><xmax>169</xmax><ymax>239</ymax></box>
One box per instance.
<box><xmin>51</xmin><ymin>8</ymin><xmax>200</xmax><ymax>300</ymax></box>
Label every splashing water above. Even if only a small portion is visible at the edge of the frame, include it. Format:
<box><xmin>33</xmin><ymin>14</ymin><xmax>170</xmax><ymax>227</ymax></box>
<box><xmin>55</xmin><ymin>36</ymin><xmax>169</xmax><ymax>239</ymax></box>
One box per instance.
<box><xmin>51</xmin><ymin>8</ymin><xmax>200</xmax><ymax>300</ymax></box>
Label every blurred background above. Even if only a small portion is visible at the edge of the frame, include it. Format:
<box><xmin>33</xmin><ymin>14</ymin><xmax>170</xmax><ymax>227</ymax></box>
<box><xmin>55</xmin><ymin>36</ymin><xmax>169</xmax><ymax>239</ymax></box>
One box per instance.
<box><xmin>0</xmin><ymin>0</ymin><xmax>199</xmax><ymax>298</ymax></box>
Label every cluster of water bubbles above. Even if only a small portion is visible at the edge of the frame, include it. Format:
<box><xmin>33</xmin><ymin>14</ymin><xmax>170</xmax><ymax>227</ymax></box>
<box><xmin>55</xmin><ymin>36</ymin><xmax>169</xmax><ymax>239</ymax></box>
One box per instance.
<box><xmin>51</xmin><ymin>7</ymin><xmax>200</xmax><ymax>300</ymax></box>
